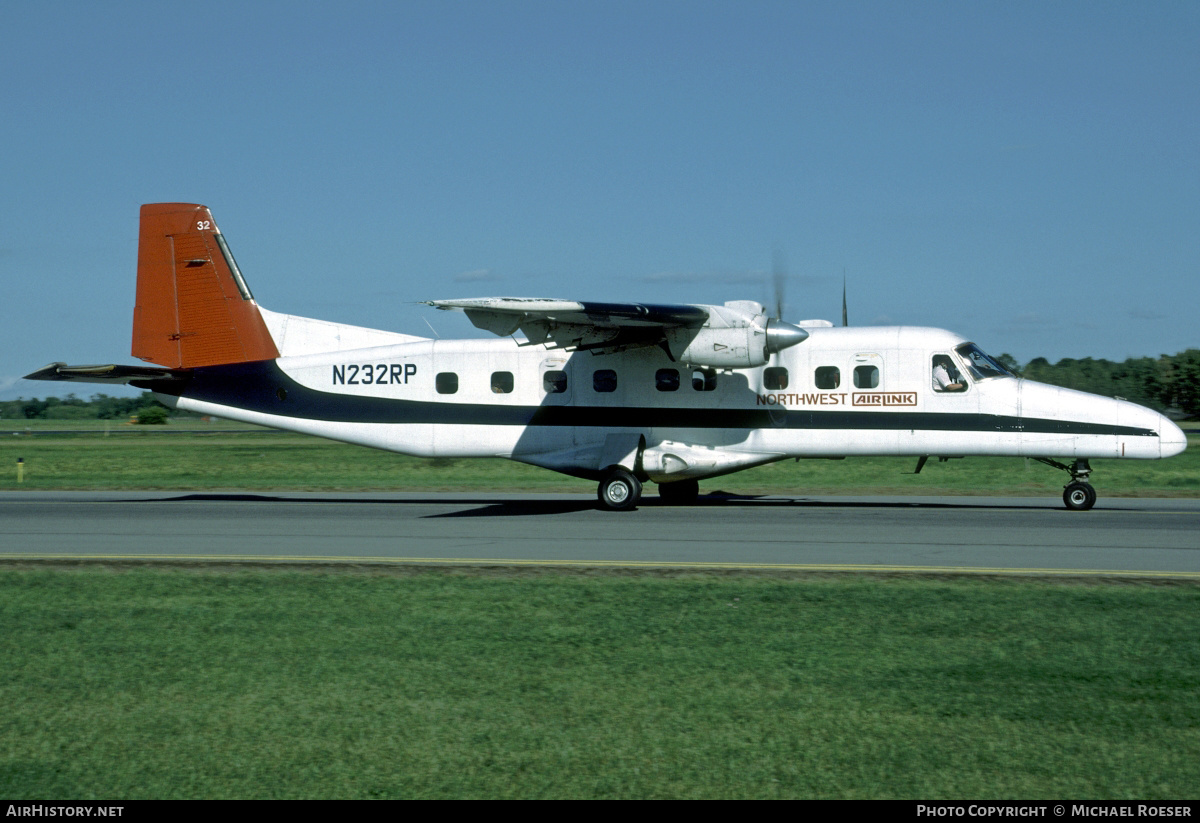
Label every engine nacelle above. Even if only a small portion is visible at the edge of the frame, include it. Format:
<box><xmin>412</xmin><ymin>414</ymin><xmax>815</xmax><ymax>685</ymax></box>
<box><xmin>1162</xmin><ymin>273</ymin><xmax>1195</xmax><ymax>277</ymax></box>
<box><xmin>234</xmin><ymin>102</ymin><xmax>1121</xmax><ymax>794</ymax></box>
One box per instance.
<box><xmin>664</xmin><ymin>325</ymin><xmax>762</xmax><ymax>368</ymax></box>
<box><xmin>663</xmin><ymin>304</ymin><xmax>808</xmax><ymax>369</ymax></box>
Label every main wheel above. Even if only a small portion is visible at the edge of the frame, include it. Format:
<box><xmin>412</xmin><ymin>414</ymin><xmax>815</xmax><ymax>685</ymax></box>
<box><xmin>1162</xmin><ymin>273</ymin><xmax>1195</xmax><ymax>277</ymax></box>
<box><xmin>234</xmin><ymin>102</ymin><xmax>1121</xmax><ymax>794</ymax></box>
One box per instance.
<box><xmin>598</xmin><ymin>467</ymin><xmax>641</xmax><ymax>511</ymax></box>
<box><xmin>658</xmin><ymin>478</ymin><xmax>700</xmax><ymax>505</ymax></box>
<box><xmin>1063</xmin><ymin>482</ymin><xmax>1097</xmax><ymax>511</ymax></box>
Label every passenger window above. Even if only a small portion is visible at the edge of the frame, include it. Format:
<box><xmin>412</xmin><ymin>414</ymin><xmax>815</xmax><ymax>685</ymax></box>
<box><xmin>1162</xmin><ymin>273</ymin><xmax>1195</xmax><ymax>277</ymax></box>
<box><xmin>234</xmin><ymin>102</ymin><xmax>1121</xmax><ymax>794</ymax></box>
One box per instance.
<box><xmin>815</xmin><ymin>367</ymin><xmax>840</xmax><ymax>390</ymax></box>
<box><xmin>853</xmin><ymin>365</ymin><xmax>879</xmax><ymax>389</ymax></box>
<box><xmin>436</xmin><ymin>372</ymin><xmax>458</xmax><ymax>395</ymax></box>
<box><xmin>764</xmin><ymin>367</ymin><xmax>789</xmax><ymax>390</ymax></box>
<box><xmin>932</xmin><ymin>355</ymin><xmax>967</xmax><ymax>393</ymax></box>
<box><xmin>656</xmin><ymin>369</ymin><xmax>680</xmax><ymax>392</ymax></box>
<box><xmin>491</xmin><ymin>371</ymin><xmax>514</xmax><ymax>394</ymax></box>
<box><xmin>593</xmin><ymin>369</ymin><xmax>618</xmax><ymax>393</ymax></box>
<box><xmin>543</xmin><ymin>370</ymin><xmax>568</xmax><ymax>394</ymax></box>
<box><xmin>692</xmin><ymin>369</ymin><xmax>717</xmax><ymax>391</ymax></box>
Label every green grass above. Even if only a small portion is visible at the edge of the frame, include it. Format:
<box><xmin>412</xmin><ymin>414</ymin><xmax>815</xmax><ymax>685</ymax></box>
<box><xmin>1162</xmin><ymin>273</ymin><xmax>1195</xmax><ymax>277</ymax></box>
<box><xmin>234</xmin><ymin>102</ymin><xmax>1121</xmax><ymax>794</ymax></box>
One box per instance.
<box><xmin>1</xmin><ymin>417</ymin><xmax>268</xmax><ymax>432</ymax></box>
<box><xmin>1</xmin><ymin>427</ymin><xmax>1197</xmax><ymax>496</ymax></box>
<box><xmin>0</xmin><ymin>567</ymin><xmax>1197</xmax><ymax>799</ymax></box>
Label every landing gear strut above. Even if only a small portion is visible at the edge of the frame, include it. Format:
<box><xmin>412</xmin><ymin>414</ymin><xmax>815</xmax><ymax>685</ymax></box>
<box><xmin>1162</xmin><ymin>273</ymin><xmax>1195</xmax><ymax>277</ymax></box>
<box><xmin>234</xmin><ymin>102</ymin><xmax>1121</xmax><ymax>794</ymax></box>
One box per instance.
<box><xmin>1033</xmin><ymin>458</ymin><xmax>1097</xmax><ymax>511</ymax></box>
<box><xmin>597</xmin><ymin>467</ymin><xmax>642</xmax><ymax>511</ymax></box>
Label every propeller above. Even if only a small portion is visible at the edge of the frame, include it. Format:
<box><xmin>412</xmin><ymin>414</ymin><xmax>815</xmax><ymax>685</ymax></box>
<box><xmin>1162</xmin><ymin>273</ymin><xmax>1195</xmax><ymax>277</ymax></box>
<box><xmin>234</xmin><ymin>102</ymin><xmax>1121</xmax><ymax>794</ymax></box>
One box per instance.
<box><xmin>771</xmin><ymin>247</ymin><xmax>787</xmax><ymax>320</ymax></box>
<box><xmin>763</xmin><ymin>248</ymin><xmax>808</xmax><ymax>357</ymax></box>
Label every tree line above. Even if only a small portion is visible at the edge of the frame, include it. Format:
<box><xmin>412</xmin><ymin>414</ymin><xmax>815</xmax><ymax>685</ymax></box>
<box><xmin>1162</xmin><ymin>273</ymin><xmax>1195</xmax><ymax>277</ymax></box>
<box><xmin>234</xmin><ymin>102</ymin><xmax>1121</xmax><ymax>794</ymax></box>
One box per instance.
<box><xmin>1</xmin><ymin>392</ymin><xmax>171</xmax><ymax>423</ymax></box>
<box><xmin>3</xmin><ymin>349</ymin><xmax>1198</xmax><ymax>420</ymax></box>
<box><xmin>995</xmin><ymin>349</ymin><xmax>1199</xmax><ymax>417</ymax></box>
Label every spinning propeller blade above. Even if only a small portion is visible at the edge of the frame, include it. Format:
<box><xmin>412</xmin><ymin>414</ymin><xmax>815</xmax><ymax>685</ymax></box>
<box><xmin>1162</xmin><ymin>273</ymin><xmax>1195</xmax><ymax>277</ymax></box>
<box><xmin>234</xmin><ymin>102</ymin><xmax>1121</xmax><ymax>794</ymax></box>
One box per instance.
<box><xmin>772</xmin><ymin>248</ymin><xmax>787</xmax><ymax>320</ymax></box>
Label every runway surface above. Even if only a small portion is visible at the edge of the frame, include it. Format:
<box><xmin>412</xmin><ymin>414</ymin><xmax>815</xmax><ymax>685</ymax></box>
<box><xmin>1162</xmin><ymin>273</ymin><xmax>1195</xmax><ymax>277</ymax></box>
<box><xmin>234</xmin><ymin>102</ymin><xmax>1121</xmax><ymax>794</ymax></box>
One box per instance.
<box><xmin>2</xmin><ymin>491</ymin><xmax>1198</xmax><ymax>577</ymax></box>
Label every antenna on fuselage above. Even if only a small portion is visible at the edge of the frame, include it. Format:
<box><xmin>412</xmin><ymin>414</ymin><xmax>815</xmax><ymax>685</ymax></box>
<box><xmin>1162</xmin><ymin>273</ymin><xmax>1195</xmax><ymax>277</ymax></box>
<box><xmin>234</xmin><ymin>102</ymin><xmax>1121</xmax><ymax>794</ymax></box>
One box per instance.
<box><xmin>842</xmin><ymin>270</ymin><xmax>848</xmax><ymax>327</ymax></box>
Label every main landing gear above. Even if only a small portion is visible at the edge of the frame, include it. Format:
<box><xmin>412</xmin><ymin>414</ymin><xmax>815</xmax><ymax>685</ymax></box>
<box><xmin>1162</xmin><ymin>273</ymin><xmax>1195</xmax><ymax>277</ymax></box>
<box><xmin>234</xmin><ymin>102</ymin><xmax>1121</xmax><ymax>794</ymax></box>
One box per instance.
<box><xmin>597</xmin><ymin>469</ymin><xmax>704</xmax><ymax>510</ymax></box>
<box><xmin>1033</xmin><ymin>458</ymin><xmax>1097</xmax><ymax>511</ymax></box>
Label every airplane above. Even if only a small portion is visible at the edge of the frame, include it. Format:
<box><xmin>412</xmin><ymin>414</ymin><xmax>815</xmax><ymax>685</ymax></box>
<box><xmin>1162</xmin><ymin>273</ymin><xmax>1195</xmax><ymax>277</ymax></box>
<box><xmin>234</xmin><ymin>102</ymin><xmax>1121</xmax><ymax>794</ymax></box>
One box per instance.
<box><xmin>26</xmin><ymin>203</ymin><xmax>1188</xmax><ymax>511</ymax></box>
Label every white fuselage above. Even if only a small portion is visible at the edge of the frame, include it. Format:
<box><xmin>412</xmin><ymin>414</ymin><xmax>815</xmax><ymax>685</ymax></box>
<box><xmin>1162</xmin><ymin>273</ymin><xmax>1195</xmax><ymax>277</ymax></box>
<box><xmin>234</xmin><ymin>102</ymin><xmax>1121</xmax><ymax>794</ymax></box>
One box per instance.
<box><xmin>161</xmin><ymin>318</ymin><xmax>1186</xmax><ymax>484</ymax></box>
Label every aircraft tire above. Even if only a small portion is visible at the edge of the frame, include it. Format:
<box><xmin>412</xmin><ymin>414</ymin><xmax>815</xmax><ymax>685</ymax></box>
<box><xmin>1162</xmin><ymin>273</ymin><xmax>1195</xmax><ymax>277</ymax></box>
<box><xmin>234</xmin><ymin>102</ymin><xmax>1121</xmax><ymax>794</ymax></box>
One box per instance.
<box><xmin>1063</xmin><ymin>482</ymin><xmax>1097</xmax><ymax>511</ymax></box>
<box><xmin>598</xmin><ymin>467</ymin><xmax>641</xmax><ymax>511</ymax></box>
<box><xmin>658</xmin><ymin>479</ymin><xmax>700</xmax><ymax>505</ymax></box>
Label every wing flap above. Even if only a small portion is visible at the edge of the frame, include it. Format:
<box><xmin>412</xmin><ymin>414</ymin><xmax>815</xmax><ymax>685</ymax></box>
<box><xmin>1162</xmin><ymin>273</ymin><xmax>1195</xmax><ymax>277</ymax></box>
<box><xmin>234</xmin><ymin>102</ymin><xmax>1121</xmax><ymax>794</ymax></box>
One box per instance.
<box><xmin>425</xmin><ymin>297</ymin><xmax>710</xmax><ymax>354</ymax></box>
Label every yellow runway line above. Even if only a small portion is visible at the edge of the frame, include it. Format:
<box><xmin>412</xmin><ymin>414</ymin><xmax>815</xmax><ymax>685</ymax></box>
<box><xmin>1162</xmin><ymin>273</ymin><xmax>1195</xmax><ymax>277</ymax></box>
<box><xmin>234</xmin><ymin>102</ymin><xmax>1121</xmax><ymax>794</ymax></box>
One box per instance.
<box><xmin>2</xmin><ymin>553</ymin><xmax>1199</xmax><ymax>579</ymax></box>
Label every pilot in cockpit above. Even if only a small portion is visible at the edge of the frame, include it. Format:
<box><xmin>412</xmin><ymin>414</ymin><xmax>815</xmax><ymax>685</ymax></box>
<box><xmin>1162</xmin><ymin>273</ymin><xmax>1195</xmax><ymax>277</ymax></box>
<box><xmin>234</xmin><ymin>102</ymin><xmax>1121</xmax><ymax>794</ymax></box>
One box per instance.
<box><xmin>932</xmin><ymin>355</ymin><xmax>966</xmax><ymax>392</ymax></box>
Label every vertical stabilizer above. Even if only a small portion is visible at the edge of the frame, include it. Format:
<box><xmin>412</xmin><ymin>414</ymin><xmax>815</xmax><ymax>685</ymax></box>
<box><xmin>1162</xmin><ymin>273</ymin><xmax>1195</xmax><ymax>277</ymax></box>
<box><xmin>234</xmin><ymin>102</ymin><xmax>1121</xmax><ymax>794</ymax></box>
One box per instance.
<box><xmin>132</xmin><ymin>203</ymin><xmax>280</xmax><ymax>368</ymax></box>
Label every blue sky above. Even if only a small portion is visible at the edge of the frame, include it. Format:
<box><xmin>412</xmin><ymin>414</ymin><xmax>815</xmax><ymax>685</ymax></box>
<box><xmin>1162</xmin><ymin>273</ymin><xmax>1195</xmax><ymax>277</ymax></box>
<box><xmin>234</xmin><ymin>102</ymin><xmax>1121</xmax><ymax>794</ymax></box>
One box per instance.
<box><xmin>3</xmin><ymin>0</ymin><xmax>1197</xmax><ymax>400</ymax></box>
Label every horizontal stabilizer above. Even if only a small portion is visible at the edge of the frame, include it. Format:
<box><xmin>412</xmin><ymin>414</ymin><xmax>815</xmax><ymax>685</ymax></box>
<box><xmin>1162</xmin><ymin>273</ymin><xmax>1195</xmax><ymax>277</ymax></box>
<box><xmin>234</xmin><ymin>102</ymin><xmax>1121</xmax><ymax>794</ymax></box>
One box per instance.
<box><xmin>25</xmin><ymin>362</ymin><xmax>185</xmax><ymax>385</ymax></box>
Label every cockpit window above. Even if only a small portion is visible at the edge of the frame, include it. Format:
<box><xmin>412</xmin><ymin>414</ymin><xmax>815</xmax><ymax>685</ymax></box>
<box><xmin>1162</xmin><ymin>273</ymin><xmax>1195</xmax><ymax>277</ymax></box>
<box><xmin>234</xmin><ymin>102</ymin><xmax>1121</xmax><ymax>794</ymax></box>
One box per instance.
<box><xmin>932</xmin><ymin>355</ymin><xmax>966</xmax><ymax>393</ymax></box>
<box><xmin>955</xmin><ymin>343</ymin><xmax>1014</xmax><ymax>381</ymax></box>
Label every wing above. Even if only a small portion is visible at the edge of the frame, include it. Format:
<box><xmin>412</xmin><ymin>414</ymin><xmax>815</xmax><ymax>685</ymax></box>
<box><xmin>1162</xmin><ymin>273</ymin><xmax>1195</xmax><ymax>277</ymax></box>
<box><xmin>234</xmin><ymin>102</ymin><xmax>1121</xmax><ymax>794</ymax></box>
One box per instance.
<box><xmin>424</xmin><ymin>297</ymin><xmax>710</xmax><ymax>354</ymax></box>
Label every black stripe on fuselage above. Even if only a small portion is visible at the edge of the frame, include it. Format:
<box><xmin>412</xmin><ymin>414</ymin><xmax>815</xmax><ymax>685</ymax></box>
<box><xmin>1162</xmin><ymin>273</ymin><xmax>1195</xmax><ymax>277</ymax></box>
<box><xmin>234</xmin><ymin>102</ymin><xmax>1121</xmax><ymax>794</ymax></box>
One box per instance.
<box><xmin>133</xmin><ymin>360</ymin><xmax>1159</xmax><ymax>438</ymax></box>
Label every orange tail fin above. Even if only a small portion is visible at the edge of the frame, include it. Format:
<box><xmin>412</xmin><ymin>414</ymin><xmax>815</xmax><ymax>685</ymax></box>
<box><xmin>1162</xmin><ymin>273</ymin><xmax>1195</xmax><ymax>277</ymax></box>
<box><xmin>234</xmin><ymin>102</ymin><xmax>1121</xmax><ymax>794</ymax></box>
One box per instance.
<box><xmin>132</xmin><ymin>203</ymin><xmax>280</xmax><ymax>368</ymax></box>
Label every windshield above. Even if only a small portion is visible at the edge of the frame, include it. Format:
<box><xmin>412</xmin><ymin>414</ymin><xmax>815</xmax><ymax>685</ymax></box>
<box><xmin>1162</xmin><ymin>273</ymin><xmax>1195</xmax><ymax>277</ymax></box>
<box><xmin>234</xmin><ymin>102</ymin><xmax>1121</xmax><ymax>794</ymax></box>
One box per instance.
<box><xmin>955</xmin><ymin>343</ymin><xmax>1014</xmax><ymax>381</ymax></box>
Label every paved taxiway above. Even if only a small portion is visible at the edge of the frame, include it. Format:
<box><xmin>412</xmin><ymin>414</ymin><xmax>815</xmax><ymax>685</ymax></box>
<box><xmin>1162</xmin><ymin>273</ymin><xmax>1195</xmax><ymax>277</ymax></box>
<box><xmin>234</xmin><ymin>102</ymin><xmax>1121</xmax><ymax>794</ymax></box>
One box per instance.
<box><xmin>1</xmin><ymin>491</ymin><xmax>1198</xmax><ymax>577</ymax></box>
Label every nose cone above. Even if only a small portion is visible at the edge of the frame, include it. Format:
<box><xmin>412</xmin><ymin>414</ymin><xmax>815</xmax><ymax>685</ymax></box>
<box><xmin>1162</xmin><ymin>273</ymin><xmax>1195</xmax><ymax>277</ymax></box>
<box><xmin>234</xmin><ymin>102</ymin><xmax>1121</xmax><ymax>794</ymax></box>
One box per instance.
<box><xmin>1159</xmin><ymin>416</ymin><xmax>1188</xmax><ymax>458</ymax></box>
<box><xmin>764</xmin><ymin>319</ymin><xmax>809</xmax><ymax>355</ymax></box>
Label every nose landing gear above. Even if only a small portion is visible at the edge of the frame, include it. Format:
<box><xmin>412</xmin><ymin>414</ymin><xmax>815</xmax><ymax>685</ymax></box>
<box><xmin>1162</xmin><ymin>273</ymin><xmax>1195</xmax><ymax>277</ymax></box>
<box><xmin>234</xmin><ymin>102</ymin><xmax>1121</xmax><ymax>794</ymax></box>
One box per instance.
<box><xmin>1033</xmin><ymin>457</ymin><xmax>1097</xmax><ymax>511</ymax></box>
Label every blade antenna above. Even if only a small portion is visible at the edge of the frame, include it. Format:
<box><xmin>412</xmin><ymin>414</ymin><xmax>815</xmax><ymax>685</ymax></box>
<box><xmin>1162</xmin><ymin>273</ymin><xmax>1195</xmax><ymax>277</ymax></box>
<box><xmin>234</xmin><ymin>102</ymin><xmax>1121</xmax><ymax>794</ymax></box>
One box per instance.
<box><xmin>842</xmin><ymin>269</ymin><xmax>848</xmax><ymax>327</ymax></box>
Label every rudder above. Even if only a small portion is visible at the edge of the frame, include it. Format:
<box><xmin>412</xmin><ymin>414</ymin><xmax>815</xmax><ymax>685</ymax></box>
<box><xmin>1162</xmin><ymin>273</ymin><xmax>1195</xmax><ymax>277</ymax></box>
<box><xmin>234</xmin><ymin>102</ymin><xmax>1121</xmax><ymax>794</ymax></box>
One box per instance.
<box><xmin>132</xmin><ymin>203</ymin><xmax>280</xmax><ymax>368</ymax></box>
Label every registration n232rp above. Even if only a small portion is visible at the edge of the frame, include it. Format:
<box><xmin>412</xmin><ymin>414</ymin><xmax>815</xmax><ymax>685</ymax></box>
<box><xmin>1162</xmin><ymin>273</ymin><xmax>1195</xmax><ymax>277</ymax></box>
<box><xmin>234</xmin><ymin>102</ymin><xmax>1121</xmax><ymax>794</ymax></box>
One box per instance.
<box><xmin>331</xmin><ymin>363</ymin><xmax>416</xmax><ymax>385</ymax></box>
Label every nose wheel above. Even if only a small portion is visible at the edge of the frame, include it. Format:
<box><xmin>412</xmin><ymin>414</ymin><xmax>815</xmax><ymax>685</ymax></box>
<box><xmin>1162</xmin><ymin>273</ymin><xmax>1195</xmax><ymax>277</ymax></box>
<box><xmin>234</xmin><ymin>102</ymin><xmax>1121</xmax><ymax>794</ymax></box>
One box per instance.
<box><xmin>1063</xmin><ymin>482</ymin><xmax>1097</xmax><ymax>511</ymax></box>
